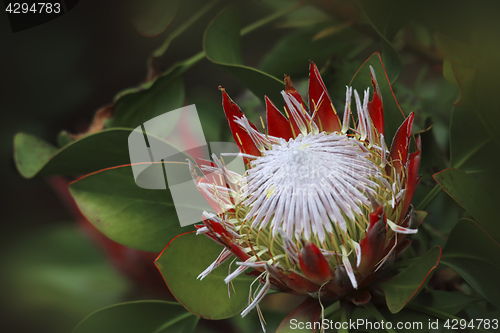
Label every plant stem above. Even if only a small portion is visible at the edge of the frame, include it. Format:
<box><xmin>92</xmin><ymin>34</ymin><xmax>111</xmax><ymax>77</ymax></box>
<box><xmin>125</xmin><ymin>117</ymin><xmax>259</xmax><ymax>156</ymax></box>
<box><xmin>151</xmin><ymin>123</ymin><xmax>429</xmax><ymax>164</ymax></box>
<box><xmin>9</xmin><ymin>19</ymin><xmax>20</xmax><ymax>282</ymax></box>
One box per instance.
<box><xmin>152</xmin><ymin>0</ymin><xmax>221</xmax><ymax>58</ymax></box>
<box><xmin>364</xmin><ymin>303</ymin><xmax>398</xmax><ymax>333</ymax></box>
<box><xmin>324</xmin><ymin>301</ymin><xmax>341</xmax><ymax>317</ymax></box>
<box><xmin>157</xmin><ymin>1</ymin><xmax>305</xmax><ymax>77</ymax></box>
<box><xmin>339</xmin><ymin>300</ymin><xmax>349</xmax><ymax>333</ymax></box>
<box><xmin>240</xmin><ymin>2</ymin><xmax>304</xmax><ymax>36</ymax></box>
<box><xmin>416</xmin><ymin>184</ymin><xmax>441</xmax><ymax>211</ymax></box>
<box><xmin>151</xmin><ymin>312</ymin><xmax>195</xmax><ymax>333</ymax></box>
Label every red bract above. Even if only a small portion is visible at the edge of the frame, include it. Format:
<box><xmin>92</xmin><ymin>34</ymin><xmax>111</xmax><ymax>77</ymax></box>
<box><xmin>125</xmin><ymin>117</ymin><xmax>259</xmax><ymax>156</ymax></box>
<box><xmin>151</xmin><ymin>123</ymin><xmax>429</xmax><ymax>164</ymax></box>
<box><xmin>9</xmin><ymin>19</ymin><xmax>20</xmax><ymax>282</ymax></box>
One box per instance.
<box><xmin>189</xmin><ymin>62</ymin><xmax>422</xmax><ymax>325</ymax></box>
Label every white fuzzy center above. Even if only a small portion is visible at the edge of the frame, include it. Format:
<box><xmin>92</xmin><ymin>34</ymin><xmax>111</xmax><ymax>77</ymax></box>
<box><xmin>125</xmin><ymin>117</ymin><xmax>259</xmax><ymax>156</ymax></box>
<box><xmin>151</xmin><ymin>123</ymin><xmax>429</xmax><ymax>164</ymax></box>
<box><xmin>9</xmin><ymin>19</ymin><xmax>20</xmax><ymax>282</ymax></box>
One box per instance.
<box><xmin>240</xmin><ymin>132</ymin><xmax>383</xmax><ymax>242</ymax></box>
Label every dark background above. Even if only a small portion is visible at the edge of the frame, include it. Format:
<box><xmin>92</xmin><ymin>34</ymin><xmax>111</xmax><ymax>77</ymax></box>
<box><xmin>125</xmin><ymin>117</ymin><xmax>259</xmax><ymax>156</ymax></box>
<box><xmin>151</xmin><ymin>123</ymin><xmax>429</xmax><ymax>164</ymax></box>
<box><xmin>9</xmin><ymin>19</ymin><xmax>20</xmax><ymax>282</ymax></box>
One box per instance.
<box><xmin>0</xmin><ymin>1</ymin><xmax>289</xmax><ymax>332</ymax></box>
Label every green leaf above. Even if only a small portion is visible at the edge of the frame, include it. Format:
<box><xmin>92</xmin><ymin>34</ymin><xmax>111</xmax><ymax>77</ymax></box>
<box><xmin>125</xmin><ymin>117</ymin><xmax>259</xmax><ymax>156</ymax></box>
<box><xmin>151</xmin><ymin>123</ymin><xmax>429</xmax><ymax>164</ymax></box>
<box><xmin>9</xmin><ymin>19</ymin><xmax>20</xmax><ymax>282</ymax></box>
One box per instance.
<box><xmin>265</xmin><ymin>1</ymin><xmax>329</xmax><ymax>28</ymax></box>
<box><xmin>436</xmin><ymin>34</ymin><xmax>500</xmax><ymax>147</ymax></box>
<box><xmin>276</xmin><ymin>297</ymin><xmax>323</xmax><ymax>333</ymax></box>
<box><xmin>420</xmin><ymin>120</ymin><xmax>448</xmax><ymax>177</ymax></box>
<box><xmin>381</xmin><ymin>308</ymin><xmax>430</xmax><ymax>333</ymax></box>
<box><xmin>441</xmin><ymin>218</ymin><xmax>500</xmax><ymax>309</ymax></box>
<box><xmin>380</xmin><ymin>245</ymin><xmax>442</xmax><ymax>314</ymax></box>
<box><xmin>436</xmin><ymin>34</ymin><xmax>477</xmax><ymax>72</ymax></box>
<box><xmin>205</xmin><ymin>8</ymin><xmax>243</xmax><ymax>65</ymax></box>
<box><xmin>57</xmin><ymin>130</ymin><xmax>73</xmax><ymax>147</ymax></box>
<box><xmin>417</xmin><ymin>103</ymin><xmax>498</xmax><ymax>211</ymax></box>
<box><xmin>188</xmin><ymin>93</ymin><xmax>226</xmax><ymax>142</ymax></box>
<box><xmin>413</xmin><ymin>119</ymin><xmax>448</xmax><ymax>201</ymax></box>
<box><xmin>471</xmin><ymin>58</ymin><xmax>500</xmax><ymax>149</ymax></box>
<box><xmin>435</xmin><ymin>34</ymin><xmax>477</xmax><ymax>106</ymax></box>
<box><xmin>13</xmin><ymin>132</ymin><xmax>58</xmax><ymax>178</ymax></box>
<box><xmin>353</xmin><ymin>304</ymin><xmax>442</xmax><ymax>333</ymax></box>
<box><xmin>358</xmin><ymin>0</ymin><xmax>416</xmax><ymax>83</ymax></box>
<box><xmin>73</xmin><ymin>301</ymin><xmax>198</xmax><ymax>333</ymax></box>
<box><xmin>204</xmin><ymin>6</ymin><xmax>284</xmax><ymax>104</ymax></box>
<box><xmin>1</xmin><ymin>226</ymin><xmax>130</xmax><ymax>333</ymax></box>
<box><xmin>449</xmin><ymin>106</ymin><xmax>496</xmax><ymax>172</ymax></box>
<box><xmin>363</xmin><ymin>302</ymin><xmax>398</xmax><ymax>333</ymax></box>
<box><xmin>349</xmin><ymin>52</ymin><xmax>406</xmax><ymax>142</ymax></box>
<box><xmin>156</xmin><ymin>232</ymin><xmax>254</xmax><ymax>319</ymax></box>
<box><xmin>259</xmin><ymin>22</ymin><xmax>353</xmax><ymax>79</ymax></box>
<box><xmin>132</xmin><ymin>0</ymin><xmax>179</xmax><ymax>37</ymax></box>
<box><xmin>433</xmin><ymin>168</ymin><xmax>500</xmax><ymax>241</ymax></box>
<box><xmin>413</xmin><ymin>290</ymin><xmax>481</xmax><ymax>316</ymax></box>
<box><xmin>360</xmin><ymin>0</ymin><xmax>424</xmax><ymax>42</ymax></box>
<box><xmin>151</xmin><ymin>0</ymin><xmax>220</xmax><ymax>58</ymax></box>
<box><xmin>450</xmin><ymin>63</ymin><xmax>476</xmax><ymax>107</ymax></box>
<box><xmin>442</xmin><ymin>59</ymin><xmax>458</xmax><ymax>87</ymax></box>
<box><xmin>69</xmin><ymin>164</ymin><xmax>192</xmax><ymax>252</ymax></box>
<box><xmin>14</xmin><ymin>129</ymin><xmax>133</xmax><ymax>179</ymax></box>
<box><xmin>112</xmin><ymin>76</ymin><xmax>185</xmax><ymax>129</ymax></box>
<box><xmin>465</xmin><ymin>300</ymin><xmax>500</xmax><ymax>326</ymax></box>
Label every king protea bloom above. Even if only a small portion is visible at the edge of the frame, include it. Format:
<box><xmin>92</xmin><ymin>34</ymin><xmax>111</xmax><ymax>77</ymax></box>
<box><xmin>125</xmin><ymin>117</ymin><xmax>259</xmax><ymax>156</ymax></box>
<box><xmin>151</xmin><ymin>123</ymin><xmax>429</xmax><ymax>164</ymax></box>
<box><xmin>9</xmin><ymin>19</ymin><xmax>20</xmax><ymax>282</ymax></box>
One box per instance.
<box><xmin>189</xmin><ymin>63</ymin><xmax>422</xmax><ymax>321</ymax></box>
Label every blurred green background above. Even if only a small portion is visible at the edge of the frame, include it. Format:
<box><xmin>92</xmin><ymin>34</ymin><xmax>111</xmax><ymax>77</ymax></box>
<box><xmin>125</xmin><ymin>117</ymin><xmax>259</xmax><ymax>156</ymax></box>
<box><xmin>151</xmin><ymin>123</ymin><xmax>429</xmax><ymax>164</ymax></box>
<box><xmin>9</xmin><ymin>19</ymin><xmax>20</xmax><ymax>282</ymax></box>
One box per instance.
<box><xmin>0</xmin><ymin>1</ymin><xmax>303</xmax><ymax>331</ymax></box>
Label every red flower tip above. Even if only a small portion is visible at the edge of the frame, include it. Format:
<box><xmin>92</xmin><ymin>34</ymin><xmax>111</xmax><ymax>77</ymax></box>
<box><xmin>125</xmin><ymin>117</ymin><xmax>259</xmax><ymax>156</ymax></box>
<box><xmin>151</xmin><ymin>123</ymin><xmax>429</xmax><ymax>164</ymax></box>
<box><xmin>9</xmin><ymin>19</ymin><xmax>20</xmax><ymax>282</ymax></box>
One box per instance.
<box><xmin>358</xmin><ymin>206</ymin><xmax>388</xmax><ymax>276</ymax></box>
<box><xmin>367</xmin><ymin>70</ymin><xmax>384</xmax><ymax>136</ymax></box>
<box><xmin>284</xmin><ymin>74</ymin><xmax>297</xmax><ymax>94</ymax></box>
<box><xmin>401</xmin><ymin>134</ymin><xmax>422</xmax><ymax>215</ymax></box>
<box><xmin>299</xmin><ymin>241</ymin><xmax>332</xmax><ymax>284</ymax></box>
<box><xmin>220</xmin><ymin>89</ymin><xmax>261</xmax><ymax>164</ymax></box>
<box><xmin>265</xmin><ymin>95</ymin><xmax>293</xmax><ymax>139</ymax></box>
<box><xmin>390</xmin><ymin>111</ymin><xmax>415</xmax><ymax>175</ymax></box>
<box><xmin>284</xmin><ymin>74</ymin><xmax>307</xmax><ymax>111</ymax></box>
<box><xmin>308</xmin><ymin>62</ymin><xmax>342</xmax><ymax>133</ymax></box>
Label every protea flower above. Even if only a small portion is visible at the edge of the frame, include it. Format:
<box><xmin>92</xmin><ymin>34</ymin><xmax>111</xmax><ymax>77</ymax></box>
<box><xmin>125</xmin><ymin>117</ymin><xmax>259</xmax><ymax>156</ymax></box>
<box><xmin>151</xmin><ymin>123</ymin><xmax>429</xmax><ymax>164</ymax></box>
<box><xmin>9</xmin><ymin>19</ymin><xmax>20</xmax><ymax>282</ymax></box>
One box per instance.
<box><xmin>189</xmin><ymin>63</ymin><xmax>422</xmax><ymax>323</ymax></box>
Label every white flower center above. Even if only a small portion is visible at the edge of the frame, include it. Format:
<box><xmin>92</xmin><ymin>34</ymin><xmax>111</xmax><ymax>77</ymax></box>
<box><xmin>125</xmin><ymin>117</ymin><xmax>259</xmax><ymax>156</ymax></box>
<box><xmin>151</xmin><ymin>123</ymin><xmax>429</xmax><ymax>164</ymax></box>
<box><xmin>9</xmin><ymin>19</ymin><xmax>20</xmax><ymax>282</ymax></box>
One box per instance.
<box><xmin>239</xmin><ymin>132</ymin><xmax>383</xmax><ymax>243</ymax></box>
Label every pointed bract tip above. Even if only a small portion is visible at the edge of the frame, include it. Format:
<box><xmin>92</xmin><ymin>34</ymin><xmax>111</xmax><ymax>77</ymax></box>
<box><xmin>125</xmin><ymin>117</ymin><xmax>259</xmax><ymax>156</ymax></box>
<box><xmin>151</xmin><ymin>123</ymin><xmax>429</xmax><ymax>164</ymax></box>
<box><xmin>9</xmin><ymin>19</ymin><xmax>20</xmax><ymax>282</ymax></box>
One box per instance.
<box><xmin>188</xmin><ymin>159</ymin><xmax>201</xmax><ymax>182</ymax></box>
<box><xmin>414</xmin><ymin>134</ymin><xmax>422</xmax><ymax>152</ymax></box>
<box><xmin>299</xmin><ymin>241</ymin><xmax>332</xmax><ymax>284</ymax></box>
<box><xmin>284</xmin><ymin>75</ymin><xmax>296</xmax><ymax>93</ymax></box>
<box><xmin>369</xmin><ymin>65</ymin><xmax>377</xmax><ymax>81</ymax></box>
<box><xmin>309</xmin><ymin>61</ymin><xmax>318</xmax><ymax>71</ymax></box>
